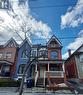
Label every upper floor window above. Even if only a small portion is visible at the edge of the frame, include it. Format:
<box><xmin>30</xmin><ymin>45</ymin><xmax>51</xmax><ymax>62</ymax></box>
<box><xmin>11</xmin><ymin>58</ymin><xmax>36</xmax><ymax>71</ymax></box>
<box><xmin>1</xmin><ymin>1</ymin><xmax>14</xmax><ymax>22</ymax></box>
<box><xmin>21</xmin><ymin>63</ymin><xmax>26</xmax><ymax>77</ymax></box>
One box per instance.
<box><xmin>21</xmin><ymin>50</ymin><xmax>28</xmax><ymax>59</ymax></box>
<box><xmin>38</xmin><ymin>48</ymin><xmax>48</xmax><ymax>58</ymax></box>
<box><xmin>5</xmin><ymin>52</ymin><xmax>12</xmax><ymax>58</ymax></box>
<box><xmin>50</xmin><ymin>51</ymin><xmax>58</xmax><ymax>59</ymax></box>
<box><xmin>0</xmin><ymin>52</ymin><xmax>3</xmax><ymax>58</ymax></box>
<box><xmin>31</xmin><ymin>49</ymin><xmax>37</xmax><ymax>57</ymax></box>
<box><xmin>80</xmin><ymin>54</ymin><xmax>83</xmax><ymax>62</ymax></box>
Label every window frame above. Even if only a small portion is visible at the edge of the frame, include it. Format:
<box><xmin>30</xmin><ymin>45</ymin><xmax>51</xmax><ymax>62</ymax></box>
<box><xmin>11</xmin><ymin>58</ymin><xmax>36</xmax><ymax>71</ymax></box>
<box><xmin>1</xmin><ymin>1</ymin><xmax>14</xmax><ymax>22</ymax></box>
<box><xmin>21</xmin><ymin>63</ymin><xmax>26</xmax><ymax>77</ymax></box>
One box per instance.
<box><xmin>18</xmin><ymin>64</ymin><xmax>25</xmax><ymax>74</ymax></box>
<box><xmin>50</xmin><ymin>51</ymin><xmax>58</xmax><ymax>59</ymax></box>
<box><xmin>21</xmin><ymin>50</ymin><xmax>28</xmax><ymax>59</ymax></box>
<box><xmin>5</xmin><ymin>52</ymin><xmax>12</xmax><ymax>59</ymax></box>
<box><xmin>31</xmin><ymin>49</ymin><xmax>37</xmax><ymax>57</ymax></box>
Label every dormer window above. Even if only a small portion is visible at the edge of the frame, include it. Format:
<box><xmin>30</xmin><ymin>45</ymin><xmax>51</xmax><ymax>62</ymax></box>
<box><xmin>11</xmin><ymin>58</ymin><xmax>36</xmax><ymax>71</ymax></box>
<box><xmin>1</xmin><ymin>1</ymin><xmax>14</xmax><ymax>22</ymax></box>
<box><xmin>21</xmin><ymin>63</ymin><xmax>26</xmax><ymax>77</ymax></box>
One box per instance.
<box><xmin>21</xmin><ymin>50</ymin><xmax>28</xmax><ymax>59</ymax></box>
<box><xmin>50</xmin><ymin>51</ymin><xmax>58</xmax><ymax>59</ymax></box>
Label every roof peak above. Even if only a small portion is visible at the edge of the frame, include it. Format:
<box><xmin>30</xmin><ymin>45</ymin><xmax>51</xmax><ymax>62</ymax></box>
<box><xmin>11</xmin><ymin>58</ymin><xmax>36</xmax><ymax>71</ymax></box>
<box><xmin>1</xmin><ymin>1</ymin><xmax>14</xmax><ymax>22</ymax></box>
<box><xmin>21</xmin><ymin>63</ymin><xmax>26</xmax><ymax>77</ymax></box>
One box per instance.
<box><xmin>47</xmin><ymin>35</ymin><xmax>62</xmax><ymax>46</ymax></box>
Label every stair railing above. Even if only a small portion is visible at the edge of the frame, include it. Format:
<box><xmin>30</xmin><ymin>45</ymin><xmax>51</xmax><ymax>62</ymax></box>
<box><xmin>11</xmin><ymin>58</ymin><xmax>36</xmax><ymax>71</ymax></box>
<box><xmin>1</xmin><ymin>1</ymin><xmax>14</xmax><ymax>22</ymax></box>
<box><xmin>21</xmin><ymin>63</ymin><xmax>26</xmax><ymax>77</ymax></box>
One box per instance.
<box><xmin>35</xmin><ymin>71</ymin><xmax>38</xmax><ymax>86</ymax></box>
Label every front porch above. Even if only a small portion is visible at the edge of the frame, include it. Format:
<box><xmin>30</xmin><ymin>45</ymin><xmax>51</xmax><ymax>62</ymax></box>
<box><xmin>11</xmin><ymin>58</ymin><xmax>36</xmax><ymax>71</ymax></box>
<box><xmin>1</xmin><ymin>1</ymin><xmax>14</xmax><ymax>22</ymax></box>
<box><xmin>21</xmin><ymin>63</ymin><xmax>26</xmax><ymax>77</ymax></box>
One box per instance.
<box><xmin>31</xmin><ymin>60</ymin><xmax>65</xmax><ymax>87</ymax></box>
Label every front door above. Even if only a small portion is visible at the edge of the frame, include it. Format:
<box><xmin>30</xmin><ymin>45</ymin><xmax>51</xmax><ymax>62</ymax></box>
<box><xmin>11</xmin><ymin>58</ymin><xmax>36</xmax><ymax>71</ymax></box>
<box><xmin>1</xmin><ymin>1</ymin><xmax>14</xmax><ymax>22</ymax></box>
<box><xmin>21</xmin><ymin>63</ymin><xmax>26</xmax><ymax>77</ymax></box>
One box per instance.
<box><xmin>40</xmin><ymin>66</ymin><xmax>46</xmax><ymax>78</ymax></box>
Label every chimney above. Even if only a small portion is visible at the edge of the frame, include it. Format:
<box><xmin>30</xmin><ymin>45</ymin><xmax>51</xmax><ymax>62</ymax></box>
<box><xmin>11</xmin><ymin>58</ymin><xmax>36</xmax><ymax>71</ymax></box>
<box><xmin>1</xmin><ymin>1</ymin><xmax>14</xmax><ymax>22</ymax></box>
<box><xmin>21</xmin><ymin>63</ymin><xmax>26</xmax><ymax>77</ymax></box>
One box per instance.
<box><xmin>68</xmin><ymin>49</ymin><xmax>71</xmax><ymax>57</ymax></box>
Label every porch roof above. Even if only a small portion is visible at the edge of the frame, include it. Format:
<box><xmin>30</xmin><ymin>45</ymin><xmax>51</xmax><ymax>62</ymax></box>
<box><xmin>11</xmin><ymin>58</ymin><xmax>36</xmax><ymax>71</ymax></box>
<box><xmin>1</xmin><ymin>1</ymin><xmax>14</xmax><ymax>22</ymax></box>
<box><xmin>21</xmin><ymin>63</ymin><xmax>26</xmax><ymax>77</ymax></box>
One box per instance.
<box><xmin>32</xmin><ymin>59</ymin><xmax>65</xmax><ymax>64</ymax></box>
<box><xmin>0</xmin><ymin>60</ymin><xmax>12</xmax><ymax>65</ymax></box>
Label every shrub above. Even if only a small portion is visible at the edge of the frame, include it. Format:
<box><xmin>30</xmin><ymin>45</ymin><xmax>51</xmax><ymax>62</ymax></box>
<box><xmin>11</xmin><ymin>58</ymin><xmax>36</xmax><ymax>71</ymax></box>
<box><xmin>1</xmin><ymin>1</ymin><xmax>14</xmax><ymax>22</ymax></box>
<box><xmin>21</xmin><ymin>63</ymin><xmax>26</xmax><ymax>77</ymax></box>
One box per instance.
<box><xmin>0</xmin><ymin>78</ymin><xmax>21</xmax><ymax>87</ymax></box>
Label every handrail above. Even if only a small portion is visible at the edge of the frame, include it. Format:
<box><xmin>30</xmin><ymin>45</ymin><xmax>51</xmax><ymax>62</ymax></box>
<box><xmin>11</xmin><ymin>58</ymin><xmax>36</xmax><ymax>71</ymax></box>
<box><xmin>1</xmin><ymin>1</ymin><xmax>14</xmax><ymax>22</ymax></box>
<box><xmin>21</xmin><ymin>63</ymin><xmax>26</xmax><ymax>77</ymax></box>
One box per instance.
<box><xmin>35</xmin><ymin>71</ymin><xmax>38</xmax><ymax>86</ymax></box>
<box><xmin>45</xmin><ymin>71</ymin><xmax>64</xmax><ymax>78</ymax></box>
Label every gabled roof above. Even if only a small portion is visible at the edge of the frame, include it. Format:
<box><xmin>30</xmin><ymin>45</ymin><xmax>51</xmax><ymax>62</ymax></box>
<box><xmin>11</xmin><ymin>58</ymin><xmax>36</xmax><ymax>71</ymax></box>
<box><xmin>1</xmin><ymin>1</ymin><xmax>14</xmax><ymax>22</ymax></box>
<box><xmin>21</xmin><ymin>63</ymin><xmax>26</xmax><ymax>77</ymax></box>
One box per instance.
<box><xmin>47</xmin><ymin>35</ymin><xmax>62</xmax><ymax>46</ymax></box>
<box><xmin>19</xmin><ymin>38</ymin><xmax>32</xmax><ymax>48</ymax></box>
<box><xmin>4</xmin><ymin>38</ymin><xmax>18</xmax><ymax>48</ymax></box>
<box><xmin>76</xmin><ymin>44</ymin><xmax>83</xmax><ymax>52</ymax></box>
<box><xmin>65</xmin><ymin>44</ymin><xmax>83</xmax><ymax>62</ymax></box>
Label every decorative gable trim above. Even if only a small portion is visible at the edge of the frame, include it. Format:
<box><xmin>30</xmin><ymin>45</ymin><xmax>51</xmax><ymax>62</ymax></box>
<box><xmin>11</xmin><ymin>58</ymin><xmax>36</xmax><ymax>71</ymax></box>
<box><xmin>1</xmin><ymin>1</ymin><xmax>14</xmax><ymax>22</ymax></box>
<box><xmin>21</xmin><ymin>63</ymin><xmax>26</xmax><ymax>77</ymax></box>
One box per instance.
<box><xmin>47</xmin><ymin>35</ymin><xmax>62</xmax><ymax>47</ymax></box>
<box><xmin>19</xmin><ymin>38</ymin><xmax>32</xmax><ymax>48</ymax></box>
<box><xmin>4</xmin><ymin>38</ymin><xmax>18</xmax><ymax>48</ymax></box>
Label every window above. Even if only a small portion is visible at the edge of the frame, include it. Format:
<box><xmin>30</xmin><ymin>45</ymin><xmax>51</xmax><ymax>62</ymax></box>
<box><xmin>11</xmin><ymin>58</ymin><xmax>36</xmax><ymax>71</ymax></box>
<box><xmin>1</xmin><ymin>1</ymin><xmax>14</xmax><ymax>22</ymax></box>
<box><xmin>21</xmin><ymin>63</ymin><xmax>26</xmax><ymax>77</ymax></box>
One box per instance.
<box><xmin>0</xmin><ymin>52</ymin><xmax>3</xmax><ymax>58</ymax></box>
<box><xmin>51</xmin><ymin>51</ymin><xmax>58</xmax><ymax>59</ymax></box>
<box><xmin>2</xmin><ymin>65</ymin><xmax>10</xmax><ymax>73</ymax></box>
<box><xmin>38</xmin><ymin>48</ymin><xmax>48</xmax><ymax>58</ymax></box>
<box><xmin>50</xmin><ymin>66</ymin><xmax>58</xmax><ymax>71</ymax></box>
<box><xmin>21</xmin><ymin>50</ymin><xmax>28</xmax><ymax>59</ymax></box>
<box><xmin>5</xmin><ymin>52</ymin><xmax>12</xmax><ymax>58</ymax></box>
<box><xmin>1</xmin><ymin>65</ymin><xmax>10</xmax><ymax>76</ymax></box>
<box><xmin>80</xmin><ymin>54</ymin><xmax>83</xmax><ymax>62</ymax></box>
<box><xmin>18</xmin><ymin>64</ymin><xmax>25</xmax><ymax>74</ymax></box>
<box><xmin>31</xmin><ymin>49</ymin><xmax>37</xmax><ymax>57</ymax></box>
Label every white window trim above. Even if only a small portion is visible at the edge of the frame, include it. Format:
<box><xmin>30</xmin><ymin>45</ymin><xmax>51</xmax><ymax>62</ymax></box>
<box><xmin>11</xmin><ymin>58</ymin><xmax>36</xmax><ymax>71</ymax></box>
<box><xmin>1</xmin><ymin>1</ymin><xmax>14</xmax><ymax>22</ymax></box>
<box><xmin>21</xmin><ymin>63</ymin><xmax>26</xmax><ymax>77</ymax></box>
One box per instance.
<box><xmin>5</xmin><ymin>52</ymin><xmax>12</xmax><ymax>59</ymax></box>
<box><xmin>31</xmin><ymin>49</ymin><xmax>37</xmax><ymax>57</ymax></box>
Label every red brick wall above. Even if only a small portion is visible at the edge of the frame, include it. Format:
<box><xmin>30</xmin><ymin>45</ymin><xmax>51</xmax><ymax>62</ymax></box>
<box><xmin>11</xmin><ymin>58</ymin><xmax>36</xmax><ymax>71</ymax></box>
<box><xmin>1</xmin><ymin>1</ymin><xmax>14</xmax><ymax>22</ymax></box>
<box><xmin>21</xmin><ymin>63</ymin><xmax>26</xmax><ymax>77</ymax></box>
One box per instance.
<box><xmin>0</xmin><ymin>47</ymin><xmax>18</xmax><ymax>77</ymax></box>
<box><xmin>0</xmin><ymin>47</ymin><xmax>17</xmax><ymax>63</ymax></box>
<box><xmin>65</xmin><ymin>56</ymin><xmax>78</xmax><ymax>79</ymax></box>
<box><xmin>48</xmin><ymin>48</ymin><xmax>62</xmax><ymax>60</ymax></box>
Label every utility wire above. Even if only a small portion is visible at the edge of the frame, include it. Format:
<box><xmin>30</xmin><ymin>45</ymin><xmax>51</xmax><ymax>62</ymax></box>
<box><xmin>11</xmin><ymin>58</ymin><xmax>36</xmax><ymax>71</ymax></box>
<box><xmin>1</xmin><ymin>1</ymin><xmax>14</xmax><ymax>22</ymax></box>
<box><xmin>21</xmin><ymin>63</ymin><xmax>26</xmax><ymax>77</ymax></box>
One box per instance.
<box><xmin>0</xmin><ymin>36</ymin><xmax>82</xmax><ymax>42</ymax></box>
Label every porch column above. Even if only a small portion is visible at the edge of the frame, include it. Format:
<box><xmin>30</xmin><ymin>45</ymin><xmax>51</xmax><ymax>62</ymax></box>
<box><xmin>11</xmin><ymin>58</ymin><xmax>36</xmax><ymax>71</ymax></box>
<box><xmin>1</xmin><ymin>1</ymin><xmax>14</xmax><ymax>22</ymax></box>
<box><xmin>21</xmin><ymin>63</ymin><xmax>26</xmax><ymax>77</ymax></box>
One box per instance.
<box><xmin>62</xmin><ymin>63</ymin><xmax>66</xmax><ymax>82</ymax></box>
<box><xmin>35</xmin><ymin>64</ymin><xmax>38</xmax><ymax>86</ymax></box>
<box><xmin>48</xmin><ymin>62</ymin><xmax>49</xmax><ymax>71</ymax></box>
<box><xmin>62</xmin><ymin>63</ymin><xmax>65</xmax><ymax>73</ymax></box>
<box><xmin>35</xmin><ymin>64</ymin><xmax>37</xmax><ymax>71</ymax></box>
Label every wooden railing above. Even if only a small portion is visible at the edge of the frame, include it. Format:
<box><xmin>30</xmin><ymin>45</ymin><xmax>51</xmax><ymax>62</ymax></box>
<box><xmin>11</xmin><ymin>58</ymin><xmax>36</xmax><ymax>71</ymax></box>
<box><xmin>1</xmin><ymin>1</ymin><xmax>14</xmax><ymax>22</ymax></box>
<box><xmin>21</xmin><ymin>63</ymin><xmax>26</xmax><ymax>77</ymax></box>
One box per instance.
<box><xmin>45</xmin><ymin>71</ymin><xmax>64</xmax><ymax>78</ymax></box>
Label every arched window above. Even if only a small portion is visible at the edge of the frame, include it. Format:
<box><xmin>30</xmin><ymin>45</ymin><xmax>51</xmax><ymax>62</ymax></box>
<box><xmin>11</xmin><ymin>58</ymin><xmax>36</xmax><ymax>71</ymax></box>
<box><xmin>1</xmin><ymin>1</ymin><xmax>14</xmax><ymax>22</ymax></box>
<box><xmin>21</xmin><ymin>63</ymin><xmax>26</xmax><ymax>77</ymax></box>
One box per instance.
<box><xmin>21</xmin><ymin>50</ymin><xmax>28</xmax><ymax>58</ymax></box>
<box><xmin>50</xmin><ymin>51</ymin><xmax>58</xmax><ymax>59</ymax></box>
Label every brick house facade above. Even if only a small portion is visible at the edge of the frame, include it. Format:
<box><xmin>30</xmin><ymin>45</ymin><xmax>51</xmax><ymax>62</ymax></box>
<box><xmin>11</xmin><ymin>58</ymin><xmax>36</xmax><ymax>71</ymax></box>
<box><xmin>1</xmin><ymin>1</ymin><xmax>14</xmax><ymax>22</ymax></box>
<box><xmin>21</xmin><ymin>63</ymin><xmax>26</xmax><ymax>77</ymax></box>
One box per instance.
<box><xmin>65</xmin><ymin>44</ymin><xmax>83</xmax><ymax>80</ymax></box>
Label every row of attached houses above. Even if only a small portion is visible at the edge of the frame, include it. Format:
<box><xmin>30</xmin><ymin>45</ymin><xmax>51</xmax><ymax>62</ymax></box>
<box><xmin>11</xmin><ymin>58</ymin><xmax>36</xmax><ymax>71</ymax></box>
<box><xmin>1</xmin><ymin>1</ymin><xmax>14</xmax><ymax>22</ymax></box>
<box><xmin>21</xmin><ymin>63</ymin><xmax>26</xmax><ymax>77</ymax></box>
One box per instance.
<box><xmin>0</xmin><ymin>35</ymin><xmax>65</xmax><ymax>87</ymax></box>
<box><xmin>0</xmin><ymin>35</ymin><xmax>83</xmax><ymax>87</ymax></box>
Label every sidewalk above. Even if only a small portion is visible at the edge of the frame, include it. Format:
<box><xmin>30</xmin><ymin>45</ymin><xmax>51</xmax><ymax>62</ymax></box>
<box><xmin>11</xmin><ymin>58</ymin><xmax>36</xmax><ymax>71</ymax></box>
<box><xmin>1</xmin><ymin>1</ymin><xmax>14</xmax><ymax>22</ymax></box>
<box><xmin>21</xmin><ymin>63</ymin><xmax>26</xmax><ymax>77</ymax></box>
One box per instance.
<box><xmin>0</xmin><ymin>86</ymin><xmax>83</xmax><ymax>95</ymax></box>
<box><xmin>0</xmin><ymin>87</ymin><xmax>73</xmax><ymax>94</ymax></box>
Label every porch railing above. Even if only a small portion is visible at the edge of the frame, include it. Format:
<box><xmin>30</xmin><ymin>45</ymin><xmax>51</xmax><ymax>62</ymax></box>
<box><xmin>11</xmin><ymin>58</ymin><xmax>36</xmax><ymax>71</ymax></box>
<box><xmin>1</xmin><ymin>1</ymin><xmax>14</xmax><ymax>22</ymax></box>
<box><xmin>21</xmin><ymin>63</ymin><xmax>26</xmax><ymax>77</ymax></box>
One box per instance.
<box><xmin>45</xmin><ymin>71</ymin><xmax>64</xmax><ymax>78</ymax></box>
